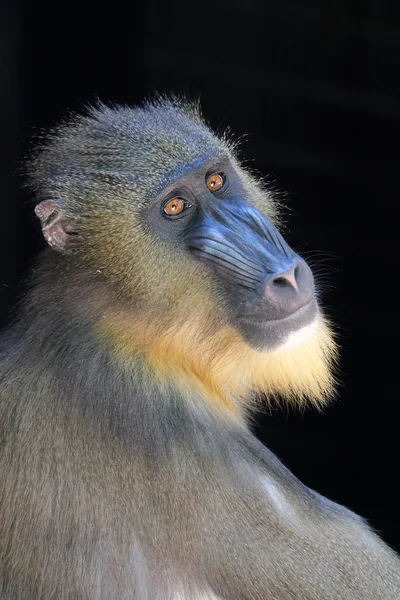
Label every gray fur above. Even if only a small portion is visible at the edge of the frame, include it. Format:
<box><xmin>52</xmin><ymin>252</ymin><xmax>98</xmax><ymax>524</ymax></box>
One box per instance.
<box><xmin>0</xmin><ymin>100</ymin><xmax>399</xmax><ymax>599</ymax></box>
<box><xmin>28</xmin><ymin>98</ymin><xmax>230</xmax><ymax>209</ymax></box>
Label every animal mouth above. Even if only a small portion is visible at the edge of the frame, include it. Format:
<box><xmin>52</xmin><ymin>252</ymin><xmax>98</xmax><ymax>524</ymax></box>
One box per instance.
<box><xmin>237</xmin><ymin>299</ymin><xmax>316</xmax><ymax>326</ymax></box>
<box><xmin>234</xmin><ymin>299</ymin><xmax>318</xmax><ymax>351</ymax></box>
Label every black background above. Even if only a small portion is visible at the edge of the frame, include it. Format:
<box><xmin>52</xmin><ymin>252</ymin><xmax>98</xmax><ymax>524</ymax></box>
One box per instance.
<box><xmin>1</xmin><ymin>1</ymin><xmax>399</xmax><ymax>551</ymax></box>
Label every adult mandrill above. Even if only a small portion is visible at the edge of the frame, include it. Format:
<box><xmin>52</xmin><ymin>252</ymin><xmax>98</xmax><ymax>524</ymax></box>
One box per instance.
<box><xmin>0</xmin><ymin>98</ymin><xmax>399</xmax><ymax>599</ymax></box>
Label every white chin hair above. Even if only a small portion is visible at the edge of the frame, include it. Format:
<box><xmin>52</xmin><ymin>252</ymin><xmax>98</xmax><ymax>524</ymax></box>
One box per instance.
<box><xmin>272</xmin><ymin>318</ymin><xmax>318</xmax><ymax>353</ymax></box>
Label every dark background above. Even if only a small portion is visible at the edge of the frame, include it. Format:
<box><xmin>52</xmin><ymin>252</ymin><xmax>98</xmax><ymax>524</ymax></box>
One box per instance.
<box><xmin>1</xmin><ymin>0</ymin><xmax>399</xmax><ymax>551</ymax></box>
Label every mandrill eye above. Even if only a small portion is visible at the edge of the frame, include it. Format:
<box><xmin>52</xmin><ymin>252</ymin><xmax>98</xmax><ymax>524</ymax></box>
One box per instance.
<box><xmin>163</xmin><ymin>197</ymin><xmax>191</xmax><ymax>218</ymax></box>
<box><xmin>206</xmin><ymin>172</ymin><xmax>226</xmax><ymax>193</ymax></box>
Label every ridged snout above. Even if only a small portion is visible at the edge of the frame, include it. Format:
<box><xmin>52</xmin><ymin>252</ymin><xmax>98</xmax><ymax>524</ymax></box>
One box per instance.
<box><xmin>187</xmin><ymin>200</ymin><xmax>316</xmax><ymax>323</ymax></box>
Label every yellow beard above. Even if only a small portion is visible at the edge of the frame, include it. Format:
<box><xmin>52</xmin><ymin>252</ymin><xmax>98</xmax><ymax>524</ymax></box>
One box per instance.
<box><xmin>100</xmin><ymin>307</ymin><xmax>338</xmax><ymax>421</ymax></box>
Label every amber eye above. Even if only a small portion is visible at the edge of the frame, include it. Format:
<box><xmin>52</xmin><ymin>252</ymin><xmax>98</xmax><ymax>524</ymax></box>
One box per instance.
<box><xmin>163</xmin><ymin>197</ymin><xmax>186</xmax><ymax>216</ymax></box>
<box><xmin>206</xmin><ymin>172</ymin><xmax>225</xmax><ymax>192</ymax></box>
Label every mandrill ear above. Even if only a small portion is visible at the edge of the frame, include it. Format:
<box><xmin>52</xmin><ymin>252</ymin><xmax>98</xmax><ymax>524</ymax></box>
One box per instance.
<box><xmin>34</xmin><ymin>200</ymin><xmax>75</xmax><ymax>252</ymax></box>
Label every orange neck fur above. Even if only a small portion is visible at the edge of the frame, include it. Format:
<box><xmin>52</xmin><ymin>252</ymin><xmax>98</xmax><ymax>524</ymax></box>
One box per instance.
<box><xmin>98</xmin><ymin>310</ymin><xmax>337</xmax><ymax>420</ymax></box>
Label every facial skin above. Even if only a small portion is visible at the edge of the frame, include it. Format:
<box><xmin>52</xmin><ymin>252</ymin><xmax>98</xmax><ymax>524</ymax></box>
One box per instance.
<box><xmin>145</xmin><ymin>154</ymin><xmax>317</xmax><ymax>352</ymax></box>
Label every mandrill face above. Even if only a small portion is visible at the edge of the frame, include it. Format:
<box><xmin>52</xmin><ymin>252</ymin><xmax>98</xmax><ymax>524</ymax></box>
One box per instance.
<box><xmin>32</xmin><ymin>99</ymin><xmax>337</xmax><ymax>412</ymax></box>
<box><xmin>152</xmin><ymin>155</ymin><xmax>317</xmax><ymax>352</ymax></box>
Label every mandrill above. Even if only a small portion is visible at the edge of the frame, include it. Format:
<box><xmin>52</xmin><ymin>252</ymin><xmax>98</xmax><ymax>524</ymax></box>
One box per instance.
<box><xmin>0</xmin><ymin>98</ymin><xmax>399</xmax><ymax>599</ymax></box>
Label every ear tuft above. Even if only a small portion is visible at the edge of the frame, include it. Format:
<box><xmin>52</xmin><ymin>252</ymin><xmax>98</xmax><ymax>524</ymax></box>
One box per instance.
<box><xmin>34</xmin><ymin>200</ymin><xmax>71</xmax><ymax>252</ymax></box>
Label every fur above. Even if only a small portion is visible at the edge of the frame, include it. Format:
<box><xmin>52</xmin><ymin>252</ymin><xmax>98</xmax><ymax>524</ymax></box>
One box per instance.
<box><xmin>0</xmin><ymin>100</ymin><xmax>398</xmax><ymax>599</ymax></box>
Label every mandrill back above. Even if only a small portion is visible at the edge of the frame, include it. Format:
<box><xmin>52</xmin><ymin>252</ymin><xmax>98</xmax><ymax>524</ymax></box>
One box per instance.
<box><xmin>0</xmin><ymin>99</ymin><xmax>399</xmax><ymax>599</ymax></box>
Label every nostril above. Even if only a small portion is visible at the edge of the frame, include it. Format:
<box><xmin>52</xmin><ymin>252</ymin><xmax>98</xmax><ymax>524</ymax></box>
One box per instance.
<box><xmin>272</xmin><ymin>276</ymin><xmax>290</xmax><ymax>287</ymax></box>
<box><xmin>270</xmin><ymin>268</ymin><xmax>299</xmax><ymax>293</ymax></box>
